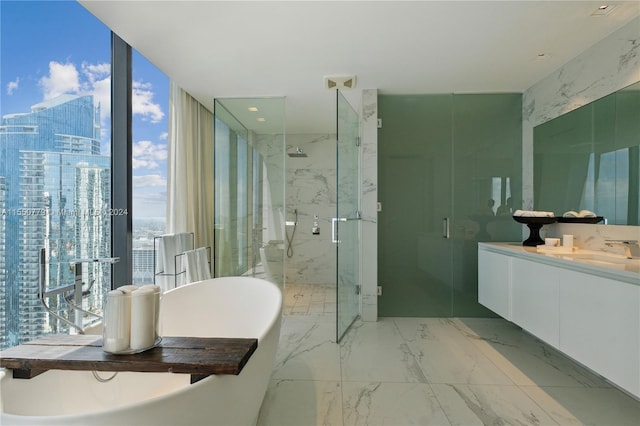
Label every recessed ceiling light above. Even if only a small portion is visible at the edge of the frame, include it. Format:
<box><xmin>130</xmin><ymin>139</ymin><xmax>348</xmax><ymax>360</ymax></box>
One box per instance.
<box><xmin>248</xmin><ymin>107</ymin><xmax>258</xmax><ymax>112</ymax></box>
<box><xmin>256</xmin><ymin>117</ymin><xmax>266</xmax><ymax>122</ymax></box>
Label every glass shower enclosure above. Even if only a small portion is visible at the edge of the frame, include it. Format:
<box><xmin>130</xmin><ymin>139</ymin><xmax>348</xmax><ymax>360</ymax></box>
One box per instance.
<box><xmin>213</xmin><ymin>98</ymin><xmax>286</xmax><ymax>287</ymax></box>
<box><xmin>336</xmin><ymin>91</ymin><xmax>360</xmax><ymax>341</ymax></box>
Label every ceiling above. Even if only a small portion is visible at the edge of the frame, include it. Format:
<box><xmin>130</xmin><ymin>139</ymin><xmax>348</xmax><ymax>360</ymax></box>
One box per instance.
<box><xmin>79</xmin><ymin>1</ymin><xmax>639</xmax><ymax>134</ymax></box>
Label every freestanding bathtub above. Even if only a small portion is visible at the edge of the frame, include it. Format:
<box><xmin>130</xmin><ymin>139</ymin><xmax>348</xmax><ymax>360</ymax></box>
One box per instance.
<box><xmin>0</xmin><ymin>276</ymin><xmax>282</xmax><ymax>425</ymax></box>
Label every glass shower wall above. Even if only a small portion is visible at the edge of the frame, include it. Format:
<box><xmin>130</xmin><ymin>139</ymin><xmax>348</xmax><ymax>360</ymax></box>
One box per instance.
<box><xmin>336</xmin><ymin>91</ymin><xmax>360</xmax><ymax>341</ymax></box>
<box><xmin>213</xmin><ymin>98</ymin><xmax>285</xmax><ymax>286</ymax></box>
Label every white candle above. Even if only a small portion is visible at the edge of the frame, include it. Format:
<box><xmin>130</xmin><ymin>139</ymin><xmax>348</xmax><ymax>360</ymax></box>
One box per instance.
<box><xmin>130</xmin><ymin>287</ymin><xmax>156</xmax><ymax>351</ymax></box>
<box><xmin>103</xmin><ymin>290</ymin><xmax>131</xmax><ymax>353</ymax></box>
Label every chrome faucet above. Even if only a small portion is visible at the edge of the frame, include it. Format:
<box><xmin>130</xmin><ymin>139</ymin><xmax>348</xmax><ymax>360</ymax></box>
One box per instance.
<box><xmin>604</xmin><ymin>240</ymin><xmax>640</xmax><ymax>259</ymax></box>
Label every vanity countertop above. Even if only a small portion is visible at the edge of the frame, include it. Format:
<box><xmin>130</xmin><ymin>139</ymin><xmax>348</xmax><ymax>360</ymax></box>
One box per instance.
<box><xmin>479</xmin><ymin>242</ymin><xmax>640</xmax><ymax>286</ymax></box>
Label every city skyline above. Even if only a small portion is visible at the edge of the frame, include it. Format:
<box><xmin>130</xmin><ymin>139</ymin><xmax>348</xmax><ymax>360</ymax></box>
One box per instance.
<box><xmin>1</xmin><ymin>0</ymin><xmax>169</xmax><ymax>218</ymax></box>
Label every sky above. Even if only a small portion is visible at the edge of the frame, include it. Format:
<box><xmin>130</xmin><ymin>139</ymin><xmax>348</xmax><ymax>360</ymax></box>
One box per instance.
<box><xmin>0</xmin><ymin>0</ymin><xmax>169</xmax><ymax>219</ymax></box>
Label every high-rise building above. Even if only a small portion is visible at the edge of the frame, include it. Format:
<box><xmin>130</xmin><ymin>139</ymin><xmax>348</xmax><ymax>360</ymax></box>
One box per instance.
<box><xmin>0</xmin><ymin>177</ymin><xmax>6</xmax><ymax>349</ymax></box>
<box><xmin>0</xmin><ymin>95</ymin><xmax>109</xmax><ymax>349</ymax></box>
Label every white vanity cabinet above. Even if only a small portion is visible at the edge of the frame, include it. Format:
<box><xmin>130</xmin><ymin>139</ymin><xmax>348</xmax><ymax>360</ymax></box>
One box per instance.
<box><xmin>511</xmin><ymin>258</ymin><xmax>560</xmax><ymax>348</ymax></box>
<box><xmin>478</xmin><ymin>242</ymin><xmax>640</xmax><ymax>399</ymax></box>
<box><xmin>478</xmin><ymin>249</ymin><xmax>511</xmax><ymax>320</ymax></box>
<box><xmin>557</xmin><ymin>269</ymin><xmax>639</xmax><ymax>398</ymax></box>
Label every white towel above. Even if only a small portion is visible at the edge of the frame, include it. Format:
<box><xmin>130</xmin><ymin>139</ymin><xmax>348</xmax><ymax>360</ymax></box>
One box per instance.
<box><xmin>103</xmin><ymin>289</ymin><xmax>131</xmax><ymax>353</ymax></box>
<box><xmin>513</xmin><ymin>209</ymin><xmax>555</xmax><ymax>218</ymax></box>
<box><xmin>578</xmin><ymin>210</ymin><xmax>596</xmax><ymax>218</ymax></box>
<box><xmin>156</xmin><ymin>233</ymin><xmax>193</xmax><ymax>292</ymax></box>
<box><xmin>563</xmin><ymin>210</ymin><xmax>596</xmax><ymax>218</ymax></box>
<box><xmin>130</xmin><ymin>287</ymin><xmax>156</xmax><ymax>351</ymax></box>
<box><xmin>184</xmin><ymin>247</ymin><xmax>210</xmax><ymax>284</ymax></box>
<box><xmin>196</xmin><ymin>247</ymin><xmax>211</xmax><ymax>280</ymax></box>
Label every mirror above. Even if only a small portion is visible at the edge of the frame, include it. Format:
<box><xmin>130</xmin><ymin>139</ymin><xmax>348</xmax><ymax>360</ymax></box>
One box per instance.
<box><xmin>534</xmin><ymin>81</ymin><xmax>639</xmax><ymax>225</ymax></box>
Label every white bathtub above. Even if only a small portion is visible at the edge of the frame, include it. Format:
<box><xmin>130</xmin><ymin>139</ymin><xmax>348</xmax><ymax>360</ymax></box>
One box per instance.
<box><xmin>0</xmin><ymin>276</ymin><xmax>282</xmax><ymax>425</ymax></box>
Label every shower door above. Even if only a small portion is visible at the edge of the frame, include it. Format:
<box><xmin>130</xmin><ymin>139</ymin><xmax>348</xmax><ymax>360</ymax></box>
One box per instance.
<box><xmin>335</xmin><ymin>91</ymin><xmax>360</xmax><ymax>342</ymax></box>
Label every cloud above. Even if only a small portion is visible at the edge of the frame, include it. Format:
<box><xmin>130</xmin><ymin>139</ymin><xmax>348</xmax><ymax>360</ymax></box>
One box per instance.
<box><xmin>39</xmin><ymin>61</ymin><xmax>80</xmax><ymax>99</ymax></box>
<box><xmin>6</xmin><ymin>78</ymin><xmax>19</xmax><ymax>95</ymax></box>
<box><xmin>82</xmin><ymin>62</ymin><xmax>110</xmax><ymax>84</ymax></box>
<box><xmin>132</xmin><ymin>140</ymin><xmax>167</xmax><ymax>170</ymax></box>
<box><xmin>81</xmin><ymin>62</ymin><xmax>111</xmax><ymax>127</ymax></box>
<box><xmin>37</xmin><ymin>60</ymin><xmax>165</xmax><ymax>134</ymax></box>
<box><xmin>159</xmin><ymin>132</ymin><xmax>168</xmax><ymax>140</ymax></box>
<box><xmin>133</xmin><ymin>174</ymin><xmax>166</xmax><ymax>188</ymax></box>
<box><xmin>133</xmin><ymin>81</ymin><xmax>164</xmax><ymax>123</ymax></box>
<box><xmin>36</xmin><ymin>60</ymin><xmax>166</xmax><ymax>154</ymax></box>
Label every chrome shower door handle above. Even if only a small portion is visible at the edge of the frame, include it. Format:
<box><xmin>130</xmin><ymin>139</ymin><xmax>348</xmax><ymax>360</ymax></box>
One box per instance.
<box><xmin>443</xmin><ymin>217</ymin><xmax>450</xmax><ymax>239</ymax></box>
<box><xmin>331</xmin><ymin>217</ymin><xmax>347</xmax><ymax>243</ymax></box>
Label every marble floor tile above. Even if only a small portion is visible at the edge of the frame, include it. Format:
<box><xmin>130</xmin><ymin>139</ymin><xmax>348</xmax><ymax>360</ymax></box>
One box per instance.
<box><xmin>454</xmin><ymin>318</ymin><xmax>610</xmax><ymax>388</ymax></box>
<box><xmin>274</xmin><ymin>316</ymin><xmax>341</xmax><ymax>381</ymax></box>
<box><xmin>430</xmin><ymin>383</ymin><xmax>559</xmax><ymax>426</ymax></box>
<box><xmin>341</xmin><ymin>381</ymin><xmax>451</xmax><ymax>425</ymax></box>
<box><xmin>283</xmin><ymin>283</ymin><xmax>336</xmax><ymax>316</ymax></box>
<box><xmin>263</xmin><ymin>287</ymin><xmax>638</xmax><ymax>426</ymax></box>
<box><xmin>393</xmin><ymin>318</ymin><xmax>515</xmax><ymax>385</ymax></box>
<box><xmin>340</xmin><ymin>319</ymin><xmax>427</xmax><ymax>383</ymax></box>
<box><xmin>521</xmin><ymin>385</ymin><xmax>640</xmax><ymax>426</ymax></box>
<box><xmin>257</xmin><ymin>379</ymin><xmax>343</xmax><ymax>426</ymax></box>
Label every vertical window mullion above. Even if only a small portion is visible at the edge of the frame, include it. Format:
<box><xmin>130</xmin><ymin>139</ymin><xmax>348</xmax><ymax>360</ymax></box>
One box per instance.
<box><xmin>111</xmin><ymin>33</ymin><xmax>133</xmax><ymax>287</ymax></box>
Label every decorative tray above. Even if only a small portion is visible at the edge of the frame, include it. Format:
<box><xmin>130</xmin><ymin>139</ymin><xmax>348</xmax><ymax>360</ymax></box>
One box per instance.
<box><xmin>556</xmin><ymin>216</ymin><xmax>604</xmax><ymax>224</ymax></box>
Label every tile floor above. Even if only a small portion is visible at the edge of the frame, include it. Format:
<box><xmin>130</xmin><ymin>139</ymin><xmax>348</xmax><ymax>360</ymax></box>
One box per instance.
<box><xmin>257</xmin><ymin>284</ymin><xmax>640</xmax><ymax>426</ymax></box>
<box><xmin>283</xmin><ymin>283</ymin><xmax>336</xmax><ymax>316</ymax></box>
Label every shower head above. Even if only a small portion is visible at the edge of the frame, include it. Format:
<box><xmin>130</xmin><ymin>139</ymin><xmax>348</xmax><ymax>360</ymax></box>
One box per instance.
<box><xmin>287</xmin><ymin>147</ymin><xmax>308</xmax><ymax>158</ymax></box>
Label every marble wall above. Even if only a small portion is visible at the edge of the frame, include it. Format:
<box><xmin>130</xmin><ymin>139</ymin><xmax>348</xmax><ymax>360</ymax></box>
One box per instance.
<box><xmin>522</xmin><ymin>16</ymin><xmax>640</xmax><ymax>212</ymax></box>
<box><xmin>285</xmin><ymin>133</ymin><xmax>337</xmax><ymax>285</ymax></box>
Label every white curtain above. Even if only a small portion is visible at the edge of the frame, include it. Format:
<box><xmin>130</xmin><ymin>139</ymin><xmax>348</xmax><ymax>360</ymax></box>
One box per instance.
<box><xmin>166</xmin><ymin>81</ymin><xmax>214</xmax><ymax>255</ymax></box>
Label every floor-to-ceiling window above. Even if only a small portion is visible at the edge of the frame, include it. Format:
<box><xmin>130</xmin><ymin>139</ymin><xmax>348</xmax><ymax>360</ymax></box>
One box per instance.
<box><xmin>0</xmin><ymin>1</ymin><xmax>159</xmax><ymax>349</ymax></box>
<box><xmin>213</xmin><ymin>98</ymin><xmax>285</xmax><ymax>284</ymax></box>
<box><xmin>0</xmin><ymin>1</ymin><xmax>111</xmax><ymax>348</ymax></box>
<box><xmin>131</xmin><ymin>52</ymin><xmax>169</xmax><ymax>285</ymax></box>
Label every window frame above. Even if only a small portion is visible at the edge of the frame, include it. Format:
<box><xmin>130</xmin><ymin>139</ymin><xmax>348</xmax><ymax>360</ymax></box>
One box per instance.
<box><xmin>110</xmin><ymin>33</ymin><xmax>133</xmax><ymax>287</ymax></box>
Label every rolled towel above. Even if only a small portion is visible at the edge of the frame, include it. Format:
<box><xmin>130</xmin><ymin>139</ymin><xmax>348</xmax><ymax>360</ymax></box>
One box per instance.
<box><xmin>141</xmin><ymin>284</ymin><xmax>161</xmax><ymax>339</ymax></box>
<box><xmin>130</xmin><ymin>287</ymin><xmax>156</xmax><ymax>351</ymax></box>
<box><xmin>513</xmin><ymin>209</ymin><xmax>555</xmax><ymax>218</ymax></box>
<box><xmin>103</xmin><ymin>289</ymin><xmax>131</xmax><ymax>353</ymax></box>
<box><xmin>578</xmin><ymin>210</ymin><xmax>596</xmax><ymax>218</ymax></box>
<box><xmin>563</xmin><ymin>210</ymin><xmax>579</xmax><ymax>218</ymax></box>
